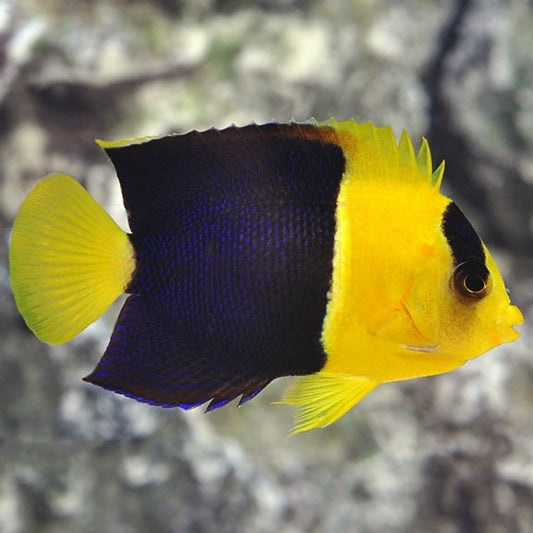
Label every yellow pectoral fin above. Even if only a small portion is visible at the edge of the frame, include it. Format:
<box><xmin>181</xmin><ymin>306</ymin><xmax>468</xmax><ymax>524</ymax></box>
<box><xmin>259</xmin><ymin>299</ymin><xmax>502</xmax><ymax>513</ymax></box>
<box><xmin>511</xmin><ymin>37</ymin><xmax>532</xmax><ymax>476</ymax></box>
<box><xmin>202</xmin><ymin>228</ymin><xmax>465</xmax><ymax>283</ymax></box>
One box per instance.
<box><xmin>276</xmin><ymin>372</ymin><xmax>379</xmax><ymax>436</ymax></box>
<box><xmin>370</xmin><ymin>304</ymin><xmax>436</xmax><ymax>347</ymax></box>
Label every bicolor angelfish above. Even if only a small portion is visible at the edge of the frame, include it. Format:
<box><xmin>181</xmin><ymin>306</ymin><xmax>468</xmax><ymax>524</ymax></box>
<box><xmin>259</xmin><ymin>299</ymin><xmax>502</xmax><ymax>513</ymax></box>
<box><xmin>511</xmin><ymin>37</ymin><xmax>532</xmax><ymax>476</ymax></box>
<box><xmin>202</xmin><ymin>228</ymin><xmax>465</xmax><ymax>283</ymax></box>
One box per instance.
<box><xmin>9</xmin><ymin>120</ymin><xmax>523</xmax><ymax>435</ymax></box>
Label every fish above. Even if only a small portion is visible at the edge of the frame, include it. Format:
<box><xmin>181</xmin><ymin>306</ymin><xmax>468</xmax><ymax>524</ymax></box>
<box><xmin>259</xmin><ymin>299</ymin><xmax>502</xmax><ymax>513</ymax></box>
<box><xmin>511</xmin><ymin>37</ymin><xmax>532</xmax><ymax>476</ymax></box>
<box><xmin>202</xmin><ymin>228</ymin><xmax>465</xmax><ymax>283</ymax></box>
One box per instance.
<box><xmin>9</xmin><ymin>120</ymin><xmax>524</xmax><ymax>435</ymax></box>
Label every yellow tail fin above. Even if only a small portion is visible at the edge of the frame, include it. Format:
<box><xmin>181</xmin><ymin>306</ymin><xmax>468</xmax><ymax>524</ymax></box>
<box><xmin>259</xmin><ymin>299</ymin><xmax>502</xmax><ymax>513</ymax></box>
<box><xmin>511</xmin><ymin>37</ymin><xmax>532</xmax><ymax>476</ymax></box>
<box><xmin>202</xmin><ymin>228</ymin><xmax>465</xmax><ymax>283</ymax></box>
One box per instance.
<box><xmin>276</xmin><ymin>372</ymin><xmax>379</xmax><ymax>436</ymax></box>
<box><xmin>9</xmin><ymin>173</ymin><xmax>135</xmax><ymax>344</ymax></box>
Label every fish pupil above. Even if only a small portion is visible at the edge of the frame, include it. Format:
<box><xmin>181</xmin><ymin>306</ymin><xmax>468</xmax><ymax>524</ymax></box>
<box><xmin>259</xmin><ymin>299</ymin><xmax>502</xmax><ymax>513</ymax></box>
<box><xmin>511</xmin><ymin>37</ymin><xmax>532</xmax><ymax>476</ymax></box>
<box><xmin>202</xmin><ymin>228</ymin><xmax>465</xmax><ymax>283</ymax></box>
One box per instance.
<box><xmin>463</xmin><ymin>273</ymin><xmax>485</xmax><ymax>294</ymax></box>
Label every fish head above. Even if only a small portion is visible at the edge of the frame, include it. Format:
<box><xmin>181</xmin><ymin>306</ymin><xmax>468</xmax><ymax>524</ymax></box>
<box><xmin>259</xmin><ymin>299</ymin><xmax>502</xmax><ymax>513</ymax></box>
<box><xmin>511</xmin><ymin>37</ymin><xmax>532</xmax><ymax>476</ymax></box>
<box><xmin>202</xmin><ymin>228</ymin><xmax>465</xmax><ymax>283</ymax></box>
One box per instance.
<box><xmin>399</xmin><ymin>206</ymin><xmax>523</xmax><ymax>364</ymax></box>
<box><xmin>436</xmin><ymin>245</ymin><xmax>523</xmax><ymax>358</ymax></box>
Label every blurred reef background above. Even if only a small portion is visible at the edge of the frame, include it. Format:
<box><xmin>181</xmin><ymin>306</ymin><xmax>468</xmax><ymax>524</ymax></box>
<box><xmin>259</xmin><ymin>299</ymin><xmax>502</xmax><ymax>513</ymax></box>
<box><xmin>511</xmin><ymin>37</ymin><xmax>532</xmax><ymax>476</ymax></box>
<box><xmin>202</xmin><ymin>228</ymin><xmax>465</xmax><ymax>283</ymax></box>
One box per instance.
<box><xmin>1</xmin><ymin>0</ymin><xmax>532</xmax><ymax>532</ymax></box>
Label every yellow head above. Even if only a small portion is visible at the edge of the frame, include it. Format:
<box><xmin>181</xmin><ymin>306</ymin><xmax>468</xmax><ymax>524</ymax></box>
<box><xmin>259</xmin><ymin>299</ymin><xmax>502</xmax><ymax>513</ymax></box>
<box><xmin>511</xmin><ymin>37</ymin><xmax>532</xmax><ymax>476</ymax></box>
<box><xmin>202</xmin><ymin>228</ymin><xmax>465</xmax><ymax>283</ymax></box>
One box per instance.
<box><xmin>321</xmin><ymin>121</ymin><xmax>524</xmax><ymax>382</ymax></box>
<box><xmin>402</xmin><ymin>203</ymin><xmax>523</xmax><ymax>362</ymax></box>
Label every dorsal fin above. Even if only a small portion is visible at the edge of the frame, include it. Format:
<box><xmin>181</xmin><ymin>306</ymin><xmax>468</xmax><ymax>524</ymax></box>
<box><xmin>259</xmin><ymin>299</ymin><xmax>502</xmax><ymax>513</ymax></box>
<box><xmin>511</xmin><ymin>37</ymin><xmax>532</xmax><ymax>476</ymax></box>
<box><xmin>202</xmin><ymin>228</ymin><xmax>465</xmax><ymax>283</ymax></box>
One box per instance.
<box><xmin>96</xmin><ymin>122</ymin><xmax>341</xmax><ymax>234</ymax></box>
<box><xmin>97</xmin><ymin>120</ymin><xmax>443</xmax><ymax>235</ymax></box>
<box><xmin>319</xmin><ymin>119</ymin><xmax>445</xmax><ymax>189</ymax></box>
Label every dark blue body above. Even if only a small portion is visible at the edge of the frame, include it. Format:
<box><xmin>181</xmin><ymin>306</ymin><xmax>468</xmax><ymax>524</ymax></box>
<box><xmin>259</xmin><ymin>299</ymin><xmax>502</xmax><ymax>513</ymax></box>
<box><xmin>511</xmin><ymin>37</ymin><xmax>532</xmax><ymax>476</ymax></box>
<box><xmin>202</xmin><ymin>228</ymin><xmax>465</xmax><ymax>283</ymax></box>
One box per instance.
<box><xmin>84</xmin><ymin>124</ymin><xmax>346</xmax><ymax>409</ymax></box>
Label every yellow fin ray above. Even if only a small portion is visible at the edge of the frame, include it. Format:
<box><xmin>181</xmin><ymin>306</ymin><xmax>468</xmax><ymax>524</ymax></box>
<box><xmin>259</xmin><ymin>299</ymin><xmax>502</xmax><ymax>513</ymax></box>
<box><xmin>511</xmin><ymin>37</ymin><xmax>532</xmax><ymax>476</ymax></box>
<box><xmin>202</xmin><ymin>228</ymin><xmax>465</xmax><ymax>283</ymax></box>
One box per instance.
<box><xmin>10</xmin><ymin>173</ymin><xmax>135</xmax><ymax>344</ymax></box>
<box><xmin>276</xmin><ymin>372</ymin><xmax>379</xmax><ymax>436</ymax></box>
<box><xmin>416</xmin><ymin>137</ymin><xmax>432</xmax><ymax>182</ymax></box>
<box><xmin>398</xmin><ymin>130</ymin><xmax>417</xmax><ymax>176</ymax></box>
<box><xmin>432</xmin><ymin>160</ymin><xmax>445</xmax><ymax>189</ymax></box>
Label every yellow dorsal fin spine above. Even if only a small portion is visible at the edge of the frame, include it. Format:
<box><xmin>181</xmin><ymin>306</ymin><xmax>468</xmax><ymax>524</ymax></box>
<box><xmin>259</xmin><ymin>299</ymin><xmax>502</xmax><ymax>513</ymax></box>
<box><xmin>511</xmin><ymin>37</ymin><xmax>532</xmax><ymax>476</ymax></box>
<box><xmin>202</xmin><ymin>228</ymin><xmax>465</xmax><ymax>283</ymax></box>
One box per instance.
<box><xmin>275</xmin><ymin>372</ymin><xmax>379</xmax><ymax>436</ymax></box>
<box><xmin>416</xmin><ymin>137</ymin><xmax>432</xmax><ymax>182</ymax></box>
<box><xmin>432</xmin><ymin>160</ymin><xmax>445</xmax><ymax>189</ymax></box>
<box><xmin>398</xmin><ymin>129</ymin><xmax>417</xmax><ymax>175</ymax></box>
<box><xmin>9</xmin><ymin>173</ymin><xmax>135</xmax><ymax>344</ymax></box>
<box><xmin>319</xmin><ymin>119</ymin><xmax>444</xmax><ymax>190</ymax></box>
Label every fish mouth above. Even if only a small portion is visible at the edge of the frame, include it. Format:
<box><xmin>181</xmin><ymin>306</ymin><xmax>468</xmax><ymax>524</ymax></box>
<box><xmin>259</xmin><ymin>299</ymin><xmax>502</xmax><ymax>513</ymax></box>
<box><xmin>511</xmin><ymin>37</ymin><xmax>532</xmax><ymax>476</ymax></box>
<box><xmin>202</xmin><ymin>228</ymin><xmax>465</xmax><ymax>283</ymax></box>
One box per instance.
<box><xmin>508</xmin><ymin>304</ymin><xmax>524</xmax><ymax>327</ymax></box>
<box><xmin>500</xmin><ymin>304</ymin><xmax>524</xmax><ymax>343</ymax></box>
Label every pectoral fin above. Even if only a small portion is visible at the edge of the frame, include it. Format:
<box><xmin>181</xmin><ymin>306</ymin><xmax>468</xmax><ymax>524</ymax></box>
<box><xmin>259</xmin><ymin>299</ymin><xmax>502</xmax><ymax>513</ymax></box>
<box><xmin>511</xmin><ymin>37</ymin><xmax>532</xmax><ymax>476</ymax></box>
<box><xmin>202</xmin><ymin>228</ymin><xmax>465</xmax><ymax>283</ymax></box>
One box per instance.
<box><xmin>276</xmin><ymin>372</ymin><xmax>379</xmax><ymax>436</ymax></box>
<box><xmin>371</xmin><ymin>302</ymin><xmax>437</xmax><ymax>347</ymax></box>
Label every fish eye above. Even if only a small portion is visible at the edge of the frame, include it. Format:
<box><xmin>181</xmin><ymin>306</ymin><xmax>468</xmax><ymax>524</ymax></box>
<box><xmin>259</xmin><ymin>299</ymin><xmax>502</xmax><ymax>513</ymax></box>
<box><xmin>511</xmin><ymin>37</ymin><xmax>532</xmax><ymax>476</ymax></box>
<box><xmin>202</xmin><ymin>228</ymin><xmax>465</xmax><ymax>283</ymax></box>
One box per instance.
<box><xmin>451</xmin><ymin>260</ymin><xmax>491</xmax><ymax>302</ymax></box>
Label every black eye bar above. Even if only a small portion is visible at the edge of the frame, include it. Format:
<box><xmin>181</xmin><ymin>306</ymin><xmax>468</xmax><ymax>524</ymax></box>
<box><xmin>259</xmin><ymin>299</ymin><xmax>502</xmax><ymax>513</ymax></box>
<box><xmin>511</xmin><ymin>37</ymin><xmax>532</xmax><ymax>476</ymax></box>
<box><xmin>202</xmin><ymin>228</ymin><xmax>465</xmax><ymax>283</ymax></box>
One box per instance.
<box><xmin>441</xmin><ymin>202</ymin><xmax>486</xmax><ymax>266</ymax></box>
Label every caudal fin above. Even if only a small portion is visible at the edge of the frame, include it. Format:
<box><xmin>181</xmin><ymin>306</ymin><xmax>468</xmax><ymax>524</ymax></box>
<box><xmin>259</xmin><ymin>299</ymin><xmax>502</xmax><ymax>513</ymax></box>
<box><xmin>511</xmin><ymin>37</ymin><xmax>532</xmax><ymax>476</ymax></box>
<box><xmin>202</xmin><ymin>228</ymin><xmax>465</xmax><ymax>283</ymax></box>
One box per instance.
<box><xmin>9</xmin><ymin>173</ymin><xmax>135</xmax><ymax>344</ymax></box>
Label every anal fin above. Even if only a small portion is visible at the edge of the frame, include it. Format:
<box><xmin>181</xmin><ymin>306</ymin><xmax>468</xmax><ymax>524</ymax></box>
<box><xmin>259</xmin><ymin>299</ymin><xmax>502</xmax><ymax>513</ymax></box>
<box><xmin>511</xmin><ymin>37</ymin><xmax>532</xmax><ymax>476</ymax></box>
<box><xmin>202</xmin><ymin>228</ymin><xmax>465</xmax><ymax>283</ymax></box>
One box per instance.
<box><xmin>84</xmin><ymin>295</ymin><xmax>272</xmax><ymax>410</ymax></box>
<box><xmin>276</xmin><ymin>372</ymin><xmax>379</xmax><ymax>436</ymax></box>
